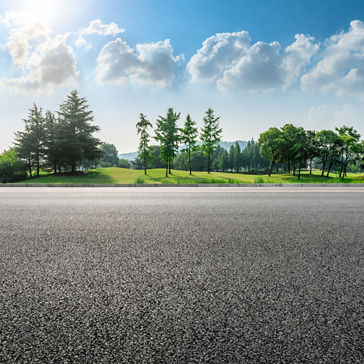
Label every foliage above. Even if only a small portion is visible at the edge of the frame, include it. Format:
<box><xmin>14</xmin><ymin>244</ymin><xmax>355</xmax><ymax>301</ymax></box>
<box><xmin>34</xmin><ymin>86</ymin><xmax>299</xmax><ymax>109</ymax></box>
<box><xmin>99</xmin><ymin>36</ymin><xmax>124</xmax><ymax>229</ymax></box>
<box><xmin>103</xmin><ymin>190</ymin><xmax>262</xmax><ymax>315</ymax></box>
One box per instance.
<box><xmin>118</xmin><ymin>158</ymin><xmax>132</xmax><ymax>169</ymax></box>
<box><xmin>99</xmin><ymin>142</ymin><xmax>119</xmax><ymax>167</ymax></box>
<box><xmin>0</xmin><ymin>149</ymin><xmax>27</xmax><ymax>182</ymax></box>
<box><xmin>181</xmin><ymin>114</ymin><xmax>198</xmax><ymax>175</ymax></box>
<box><xmin>200</xmin><ymin>108</ymin><xmax>222</xmax><ymax>173</ymax></box>
<box><xmin>136</xmin><ymin>113</ymin><xmax>153</xmax><ymax>174</ymax></box>
<box><xmin>154</xmin><ymin>108</ymin><xmax>181</xmax><ymax>177</ymax></box>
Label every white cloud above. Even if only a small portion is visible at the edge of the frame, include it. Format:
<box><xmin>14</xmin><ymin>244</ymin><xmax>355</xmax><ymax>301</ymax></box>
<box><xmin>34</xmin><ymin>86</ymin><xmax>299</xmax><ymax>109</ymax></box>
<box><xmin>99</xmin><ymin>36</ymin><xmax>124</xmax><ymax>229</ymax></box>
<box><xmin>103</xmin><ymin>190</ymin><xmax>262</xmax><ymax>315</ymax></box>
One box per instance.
<box><xmin>80</xmin><ymin>19</ymin><xmax>125</xmax><ymax>37</ymax></box>
<box><xmin>0</xmin><ymin>11</ymin><xmax>48</xmax><ymax>68</ymax></box>
<box><xmin>1</xmin><ymin>35</ymin><xmax>78</xmax><ymax>93</ymax></box>
<box><xmin>96</xmin><ymin>38</ymin><xmax>182</xmax><ymax>87</ymax></box>
<box><xmin>0</xmin><ymin>12</ymin><xmax>78</xmax><ymax>93</ymax></box>
<box><xmin>76</xmin><ymin>19</ymin><xmax>125</xmax><ymax>48</ymax></box>
<box><xmin>187</xmin><ymin>31</ymin><xmax>318</xmax><ymax>92</ymax></box>
<box><xmin>301</xmin><ymin>20</ymin><xmax>364</xmax><ymax>97</ymax></box>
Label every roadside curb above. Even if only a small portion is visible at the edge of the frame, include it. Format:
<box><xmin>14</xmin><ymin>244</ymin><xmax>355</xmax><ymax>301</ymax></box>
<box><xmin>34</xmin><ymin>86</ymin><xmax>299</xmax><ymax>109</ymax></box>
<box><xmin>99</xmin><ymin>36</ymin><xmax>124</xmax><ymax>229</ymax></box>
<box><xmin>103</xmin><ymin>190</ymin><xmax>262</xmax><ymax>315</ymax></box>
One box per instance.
<box><xmin>1</xmin><ymin>183</ymin><xmax>364</xmax><ymax>187</ymax></box>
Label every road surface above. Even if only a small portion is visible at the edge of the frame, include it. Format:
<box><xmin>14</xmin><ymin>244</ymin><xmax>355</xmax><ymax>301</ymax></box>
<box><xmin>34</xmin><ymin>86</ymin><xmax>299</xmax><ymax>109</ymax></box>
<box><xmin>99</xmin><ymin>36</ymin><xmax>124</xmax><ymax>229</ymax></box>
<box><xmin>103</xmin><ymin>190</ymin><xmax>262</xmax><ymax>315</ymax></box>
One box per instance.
<box><xmin>1</xmin><ymin>187</ymin><xmax>364</xmax><ymax>363</ymax></box>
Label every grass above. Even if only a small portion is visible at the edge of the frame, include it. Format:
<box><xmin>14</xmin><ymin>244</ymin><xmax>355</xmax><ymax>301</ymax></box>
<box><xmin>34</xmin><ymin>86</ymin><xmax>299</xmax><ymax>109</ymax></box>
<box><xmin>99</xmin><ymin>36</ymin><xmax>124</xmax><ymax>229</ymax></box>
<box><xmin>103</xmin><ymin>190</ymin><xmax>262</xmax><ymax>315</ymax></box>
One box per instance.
<box><xmin>13</xmin><ymin>167</ymin><xmax>364</xmax><ymax>184</ymax></box>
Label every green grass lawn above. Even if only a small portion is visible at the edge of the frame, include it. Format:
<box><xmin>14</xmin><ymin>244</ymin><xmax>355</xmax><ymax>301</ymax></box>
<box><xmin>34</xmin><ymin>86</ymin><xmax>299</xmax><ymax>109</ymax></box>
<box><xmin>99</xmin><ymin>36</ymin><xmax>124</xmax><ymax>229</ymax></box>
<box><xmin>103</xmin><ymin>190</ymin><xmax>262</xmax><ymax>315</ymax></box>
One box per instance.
<box><xmin>14</xmin><ymin>167</ymin><xmax>364</xmax><ymax>184</ymax></box>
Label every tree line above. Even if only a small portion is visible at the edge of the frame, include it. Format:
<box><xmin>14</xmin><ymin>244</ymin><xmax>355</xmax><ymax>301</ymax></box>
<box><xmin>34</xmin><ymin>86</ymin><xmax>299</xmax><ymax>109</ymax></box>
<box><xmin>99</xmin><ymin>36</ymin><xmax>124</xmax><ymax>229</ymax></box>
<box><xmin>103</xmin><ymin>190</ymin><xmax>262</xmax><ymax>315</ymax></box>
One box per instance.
<box><xmin>136</xmin><ymin>108</ymin><xmax>222</xmax><ymax>176</ymax></box>
<box><xmin>1</xmin><ymin>89</ymin><xmax>364</xmax><ymax>181</ymax></box>
<box><xmin>258</xmin><ymin>124</ymin><xmax>364</xmax><ymax>179</ymax></box>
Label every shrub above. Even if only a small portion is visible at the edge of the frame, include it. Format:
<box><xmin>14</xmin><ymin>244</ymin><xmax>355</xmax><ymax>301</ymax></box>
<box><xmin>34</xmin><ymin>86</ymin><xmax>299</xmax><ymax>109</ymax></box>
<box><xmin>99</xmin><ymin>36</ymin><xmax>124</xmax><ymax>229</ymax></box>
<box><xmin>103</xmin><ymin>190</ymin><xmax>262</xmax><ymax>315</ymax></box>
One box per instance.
<box><xmin>135</xmin><ymin>176</ymin><xmax>145</xmax><ymax>184</ymax></box>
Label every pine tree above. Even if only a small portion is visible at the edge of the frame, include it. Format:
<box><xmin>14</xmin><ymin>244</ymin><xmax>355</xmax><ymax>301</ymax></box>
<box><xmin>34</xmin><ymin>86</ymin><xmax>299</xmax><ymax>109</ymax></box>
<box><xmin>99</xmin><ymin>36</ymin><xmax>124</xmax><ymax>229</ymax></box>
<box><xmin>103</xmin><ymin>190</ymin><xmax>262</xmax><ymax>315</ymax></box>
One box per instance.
<box><xmin>155</xmin><ymin>108</ymin><xmax>180</xmax><ymax>177</ymax></box>
<box><xmin>201</xmin><ymin>108</ymin><xmax>222</xmax><ymax>173</ymax></box>
<box><xmin>181</xmin><ymin>114</ymin><xmax>198</xmax><ymax>175</ymax></box>
<box><xmin>136</xmin><ymin>113</ymin><xmax>153</xmax><ymax>174</ymax></box>
<box><xmin>14</xmin><ymin>104</ymin><xmax>47</xmax><ymax>177</ymax></box>
<box><xmin>57</xmin><ymin>90</ymin><xmax>101</xmax><ymax>172</ymax></box>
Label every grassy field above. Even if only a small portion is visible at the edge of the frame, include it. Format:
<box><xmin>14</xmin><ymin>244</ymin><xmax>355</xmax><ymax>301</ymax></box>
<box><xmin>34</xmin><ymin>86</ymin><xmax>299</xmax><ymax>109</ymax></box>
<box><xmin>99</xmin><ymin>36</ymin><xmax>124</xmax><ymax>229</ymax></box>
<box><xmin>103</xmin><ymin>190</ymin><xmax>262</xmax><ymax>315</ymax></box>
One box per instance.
<box><xmin>14</xmin><ymin>167</ymin><xmax>364</xmax><ymax>184</ymax></box>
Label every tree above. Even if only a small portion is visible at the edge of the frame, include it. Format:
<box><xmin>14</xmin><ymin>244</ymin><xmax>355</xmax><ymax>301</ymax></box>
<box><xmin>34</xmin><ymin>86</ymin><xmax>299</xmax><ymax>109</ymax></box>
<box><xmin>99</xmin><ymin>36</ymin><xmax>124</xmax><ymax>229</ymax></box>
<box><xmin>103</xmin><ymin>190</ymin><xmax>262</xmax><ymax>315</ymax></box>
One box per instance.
<box><xmin>136</xmin><ymin>113</ymin><xmax>153</xmax><ymax>174</ymax></box>
<box><xmin>336</xmin><ymin>126</ymin><xmax>362</xmax><ymax>178</ymax></box>
<box><xmin>258</xmin><ymin>127</ymin><xmax>282</xmax><ymax>177</ymax></box>
<box><xmin>44</xmin><ymin>110</ymin><xmax>60</xmax><ymax>174</ymax></box>
<box><xmin>100</xmin><ymin>143</ymin><xmax>119</xmax><ymax>167</ymax></box>
<box><xmin>181</xmin><ymin>114</ymin><xmax>198</xmax><ymax>175</ymax></box>
<box><xmin>155</xmin><ymin>108</ymin><xmax>181</xmax><ymax>177</ymax></box>
<box><xmin>305</xmin><ymin>130</ymin><xmax>318</xmax><ymax>175</ymax></box>
<box><xmin>233</xmin><ymin>141</ymin><xmax>242</xmax><ymax>173</ymax></box>
<box><xmin>0</xmin><ymin>149</ymin><xmax>27</xmax><ymax>182</ymax></box>
<box><xmin>216</xmin><ymin>147</ymin><xmax>229</xmax><ymax>172</ymax></box>
<box><xmin>200</xmin><ymin>108</ymin><xmax>222</xmax><ymax>173</ymax></box>
<box><xmin>14</xmin><ymin>104</ymin><xmax>47</xmax><ymax>177</ymax></box>
<box><xmin>315</xmin><ymin>130</ymin><xmax>338</xmax><ymax>177</ymax></box>
<box><xmin>57</xmin><ymin>90</ymin><xmax>101</xmax><ymax>172</ymax></box>
<box><xmin>118</xmin><ymin>158</ymin><xmax>131</xmax><ymax>169</ymax></box>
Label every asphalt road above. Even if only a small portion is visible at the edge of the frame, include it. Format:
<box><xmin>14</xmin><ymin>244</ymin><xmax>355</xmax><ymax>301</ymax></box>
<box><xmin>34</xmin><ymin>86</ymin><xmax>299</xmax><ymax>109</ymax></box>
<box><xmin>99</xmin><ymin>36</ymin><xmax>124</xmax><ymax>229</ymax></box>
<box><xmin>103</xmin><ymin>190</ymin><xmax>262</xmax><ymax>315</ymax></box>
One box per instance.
<box><xmin>1</xmin><ymin>187</ymin><xmax>364</xmax><ymax>363</ymax></box>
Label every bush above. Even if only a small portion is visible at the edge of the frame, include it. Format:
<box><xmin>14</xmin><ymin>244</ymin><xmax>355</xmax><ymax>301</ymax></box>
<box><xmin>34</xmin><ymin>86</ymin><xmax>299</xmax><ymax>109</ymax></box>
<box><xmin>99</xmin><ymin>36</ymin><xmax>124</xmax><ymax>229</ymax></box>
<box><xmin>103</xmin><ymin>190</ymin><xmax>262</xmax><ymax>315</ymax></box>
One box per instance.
<box><xmin>135</xmin><ymin>176</ymin><xmax>145</xmax><ymax>184</ymax></box>
<box><xmin>0</xmin><ymin>150</ymin><xmax>28</xmax><ymax>182</ymax></box>
<box><xmin>254</xmin><ymin>176</ymin><xmax>265</xmax><ymax>183</ymax></box>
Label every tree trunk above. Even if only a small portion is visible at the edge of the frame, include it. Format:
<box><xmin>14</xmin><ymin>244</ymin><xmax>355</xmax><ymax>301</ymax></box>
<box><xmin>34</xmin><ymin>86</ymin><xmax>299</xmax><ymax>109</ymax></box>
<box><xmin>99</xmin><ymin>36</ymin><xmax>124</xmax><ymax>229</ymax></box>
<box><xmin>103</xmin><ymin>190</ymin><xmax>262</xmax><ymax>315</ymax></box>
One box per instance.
<box><xmin>71</xmin><ymin>161</ymin><xmax>76</xmax><ymax>173</ymax></box>
<box><xmin>207</xmin><ymin>153</ymin><xmax>211</xmax><ymax>174</ymax></box>
<box><xmin>189</xmin><ymin>153</ymin><xmax>192</xmax><ymax>175</ymax></box>
<box><xmin>326</xmin><ymin>160</ymin><xmax>333</xmax><ymax>177</ymax></box>
<box><xmin>54</xmin><ymin>163</ymin><xmax>57</xmax><ymax>174</ymax></box>
<box><xmin>168</xmin><ymin>157</ymin><xmax>171</xmax><ymax>174</ymax></box>
<box><xmin>144</xmin><ymin>157</ymin><xmax>147</xmax><ymax>175</ymax></box>
<box><xmin>287</xmin><ymin>160</ymin><xmax>290</xmax><ymax>174</ymax></box>
<box><xmin>165</xmin><ymin>157</ymin><xmax>168</xmax><ymax>178</ymax></box>
<box><xmin>28</xmin><ymin>159</ymin><xmax>32</xmax><ymax>178</ymax></box>
<box><xmin>321</xmin><ymin>157</ymin><xmax>326</xmax><ymax>177</ymax></box>
<box><xmin>298</xmin><ymin>164</ymin><xmax>301</xmax><ymax>179</ymax></box>
<box><xmin>309</xmin><ymin>158</ymin><xmax>312</xmax><ymax>175</ymax></box>
<box><xmin>268</xmin><ymin>158</ymin><xmax>275</xmax><ymax>177</ymax></box>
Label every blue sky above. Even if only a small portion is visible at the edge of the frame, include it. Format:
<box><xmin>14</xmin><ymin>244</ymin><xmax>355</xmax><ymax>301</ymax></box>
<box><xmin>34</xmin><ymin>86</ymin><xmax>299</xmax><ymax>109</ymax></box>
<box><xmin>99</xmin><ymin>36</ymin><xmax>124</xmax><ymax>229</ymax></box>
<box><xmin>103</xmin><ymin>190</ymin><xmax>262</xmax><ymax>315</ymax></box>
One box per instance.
<box><xmin>1</xmin><ymin>0</ymin><xmax>364</xmax><ymax>153</ymax></box>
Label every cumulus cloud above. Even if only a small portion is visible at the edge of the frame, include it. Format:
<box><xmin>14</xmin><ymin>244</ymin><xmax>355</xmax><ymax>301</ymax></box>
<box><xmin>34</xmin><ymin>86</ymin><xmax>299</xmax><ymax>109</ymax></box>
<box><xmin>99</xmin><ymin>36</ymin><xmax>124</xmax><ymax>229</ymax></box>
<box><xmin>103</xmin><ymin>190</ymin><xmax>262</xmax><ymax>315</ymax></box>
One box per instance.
<box><xmin>0</xmin><ymin>11</ymin><xmax>48</xmax><ymax>68</ymax></box>
<box><xmin>0</xmin><ymin>11</ymin><xmax>78</xmax><ymax>93</ymax></box>
<box><xmin>1</xmin><ymin>35</ymin><xmax>78</xmax><ymax>93</ymax></box>
<box><xmin>301</xmin><ymin>20</ymin><xmax>364</xmax><ymax>96</ymax></box>
<box><xmin>187</xmin><ymin>31</ymin><xmax>318</xmax><ymax>92</ymax></box>
<box><xmin>96</xmin><ymin>38</ymin><xmax>182</xmax><ymax>87</ymax></box>
<box><xmin>76</xmin><ymin>19</ymin><xmax>125</xmax><ymax>48</ymax></box>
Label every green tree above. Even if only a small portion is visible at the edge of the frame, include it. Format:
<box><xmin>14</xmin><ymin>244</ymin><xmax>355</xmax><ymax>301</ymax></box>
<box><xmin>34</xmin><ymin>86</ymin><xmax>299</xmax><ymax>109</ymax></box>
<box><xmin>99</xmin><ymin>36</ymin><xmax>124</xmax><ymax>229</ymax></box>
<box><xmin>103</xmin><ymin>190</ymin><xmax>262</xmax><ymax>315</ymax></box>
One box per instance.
<box><xmin>100</xmin><ymin>143</ymin><xmax>119</xmax><ymax>167</ymax></box>
<box><xmin>216</xmin><ymin>147</ymin><xmax>229</xmax><ymax>172</ymax></box>
<box><xmin>258</xmin><ymin>127</ymin><xmax>282</xmax><ymax>177</ymax></box>
<box><xmin>44</xmin><ymin>110</ymin><xmax>59</xmax><ymax>174</ymax></box>
<box><xmin>136</xmin><ymin>113</ymin><xmax>153</xmax><ymax>174</ymax></box>
<box><xmin>155</xmin><ymin>108</ymin><xmax>181</xmax><ymax>177</ymax></box>
<box><xmin>181</xmin><ymin>114</ymin><xmax>198</xmax><ymax>175</ymax></box>
<box><xmin>336</xmin><ymin>126</ymin><xmax>362</xmax><ymax>178</ymax></box>
<box><xmin>201</xmin><ymin>108</ymin><xmax>222</xmax><ymax>173</ymax></box>
<box><xmin>315</xmin><ymin>130</ymin><xmax>338</xmax><ymax>177</ymax></box>
<box><xmin>118</xmin><ymin>158</ymin><xmax>131</xmax><ymax>169</ymax></box>
<box><xmin>0</xmin><ymin>149</ymin><xmax>27</xmax><ymax>182</ymax></box>
<box><xmin>57</xmin><ymin>90</ymin><xmax>101</xmax><ymax>172</ymax></box>
<box><xmin>305</xmin><ymin>130</ymin><xmax>318</xmax><ymax>175</ymax></box>
<box><xmin>233</xmin><ymin>141</ymin><xmax>242</xmax><ymax>173</ymax></box>
<box><xmin>14</xmin><ymin>104</ymin><xmax>47</xmax><ymax>177</ymax></box>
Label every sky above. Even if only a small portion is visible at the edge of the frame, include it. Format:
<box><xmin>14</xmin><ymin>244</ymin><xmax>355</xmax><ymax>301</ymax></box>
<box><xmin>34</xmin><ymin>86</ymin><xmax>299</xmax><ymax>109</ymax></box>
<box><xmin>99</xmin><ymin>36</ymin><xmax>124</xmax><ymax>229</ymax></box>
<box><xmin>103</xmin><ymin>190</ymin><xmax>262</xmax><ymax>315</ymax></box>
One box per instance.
<box><xmin>1</xmin><ymin>0</ymin><xmax>364</xmax><ymax>153</ymax></box>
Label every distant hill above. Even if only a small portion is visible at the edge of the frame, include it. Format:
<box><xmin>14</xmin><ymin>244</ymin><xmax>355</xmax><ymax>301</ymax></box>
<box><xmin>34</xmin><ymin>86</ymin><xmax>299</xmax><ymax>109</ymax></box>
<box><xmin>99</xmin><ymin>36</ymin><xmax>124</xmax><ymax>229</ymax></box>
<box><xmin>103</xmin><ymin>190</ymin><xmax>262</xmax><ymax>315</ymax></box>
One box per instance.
<box><xmin>118</xmin><ymin>151</ymin><xmax>138</xmax><ymax>161</ymax></box>
<box><xmin>119</xmin><ymin>140</ymin><xmax>248</xmax><ymax>161</ymax></box>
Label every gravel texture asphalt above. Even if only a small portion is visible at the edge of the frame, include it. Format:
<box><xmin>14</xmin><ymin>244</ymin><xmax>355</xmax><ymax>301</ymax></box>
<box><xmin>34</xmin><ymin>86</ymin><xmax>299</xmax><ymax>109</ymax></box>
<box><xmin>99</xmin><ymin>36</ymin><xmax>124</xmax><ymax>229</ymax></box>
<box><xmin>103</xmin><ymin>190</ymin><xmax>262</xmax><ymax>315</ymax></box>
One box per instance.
<box><xmin>1</xmin><ymin>187</ymin><xmax>364</xmax><ymax>363</ymax></box>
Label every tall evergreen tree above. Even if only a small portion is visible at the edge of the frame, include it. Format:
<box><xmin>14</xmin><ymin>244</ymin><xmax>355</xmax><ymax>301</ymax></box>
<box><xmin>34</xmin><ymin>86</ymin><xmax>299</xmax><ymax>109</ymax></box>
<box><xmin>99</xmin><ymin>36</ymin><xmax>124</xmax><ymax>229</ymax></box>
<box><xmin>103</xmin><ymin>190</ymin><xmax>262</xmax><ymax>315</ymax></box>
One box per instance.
<box><xmin>155</xmin><ymin>108</ymin><xmax>180</xmax><ymax>177</ymax></box>
<box><xmin>200</xmin><ymin>108</ymin><xmax>222</xmax><ymax>173</ymax></box>
<box><xmin>233</xmin><ymin>141</ymin><xmax>242</xmax><ymax>173</ymax></box>
<box><xmin>181</xmin><ymin>114</ymin><xmax>198</xmax><ymax>175</ymax></box>
<box><xmin>14</xmin><ymin>104</ymin><xmax>46</xmax><ymax>177</ymax></box>
<box><xmin>57</xmin><ymin>90</ymin><xmax>101</xmax><ymax>172</ymax></box>
<box><xmin>136</xmin><ymin>113</ymin><xmax>153</xmax><ymax>174</ymax></box>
